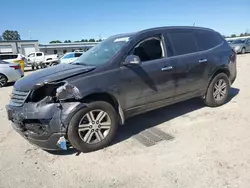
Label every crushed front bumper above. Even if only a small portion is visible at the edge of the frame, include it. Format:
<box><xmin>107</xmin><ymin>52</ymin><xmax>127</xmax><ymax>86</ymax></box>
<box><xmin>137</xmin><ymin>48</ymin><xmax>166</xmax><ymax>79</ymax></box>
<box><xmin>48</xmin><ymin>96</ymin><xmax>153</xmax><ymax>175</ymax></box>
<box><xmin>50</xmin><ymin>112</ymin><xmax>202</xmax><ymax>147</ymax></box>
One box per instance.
<box><xmin>6</xmin><ymin>101</ymin><xmax>85</xmax><ymax>150</ymax></box>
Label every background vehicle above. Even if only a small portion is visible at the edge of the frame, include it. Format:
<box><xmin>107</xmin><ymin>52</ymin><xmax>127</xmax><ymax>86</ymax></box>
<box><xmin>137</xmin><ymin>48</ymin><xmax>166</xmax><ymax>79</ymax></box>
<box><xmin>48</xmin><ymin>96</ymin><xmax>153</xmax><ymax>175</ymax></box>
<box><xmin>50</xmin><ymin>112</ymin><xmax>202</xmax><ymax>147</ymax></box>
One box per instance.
<box><xmin>227</xmin><ymin>39</ymin><xmax>235</xmax><ymax>44</ymax></box>
<box><xmin>59</xmin><ymin>52</ymin><xmax>83</xmax><ymax>64</ymax></box>
<box><xmin>0</xmin><ymin>54</ymin><xmax>25</xmax><ymax>63</ymax></box>
<box><xmin>7</xmin><ymin>26</ymin><xmax>237</xmax><ymax>153</ymax></box>
<box><xmin>230</xmin><ymin>38</ymin><xmax>250</xmax><ymax>54</ymax></box>
<box><xmin>26</xmin><ymin>52</ymin><xmax>58</xmax><ymax>70</ymax></box>
<box><xmin>0</xmin><ymin>60</ymin><xmax>23</xmax><ymax>87</ymax></box>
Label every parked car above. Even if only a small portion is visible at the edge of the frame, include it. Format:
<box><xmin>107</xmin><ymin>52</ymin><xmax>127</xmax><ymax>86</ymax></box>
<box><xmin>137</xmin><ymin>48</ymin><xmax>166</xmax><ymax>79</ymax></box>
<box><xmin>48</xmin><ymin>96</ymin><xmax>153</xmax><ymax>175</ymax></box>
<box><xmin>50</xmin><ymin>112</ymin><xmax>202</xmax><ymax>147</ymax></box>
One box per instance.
<box><xmin>6</xmin><ymin>26</ymin><xmax>237</xmax><ymax>153</ymax></box>
<box><xmin>0</xmin><ymin>60</ymin><xmax>24</xmax><ymax>87</ymax></box>
<box><xmin>59</xmin><ymin>52</ymin><xmax>83</xmax><ymax>64</ymax></box>
<box><xmin>227</xmin><ymin>39</ymin><xmax>235</xmax><ymax>44</ymax></box>
<box><xmin>0</xmin><ymin>54</ymin><xmax>26</xmax><ymax>63</ymax></box>
<box><xmin>26</xmin><ymin>52</ymin><xmax>58</xmax><ymax>70</ymax></box>
<box><xmin>230</xmin><ymin>38</ymin><xmax>250</xmax><ymax>54</ymax></box>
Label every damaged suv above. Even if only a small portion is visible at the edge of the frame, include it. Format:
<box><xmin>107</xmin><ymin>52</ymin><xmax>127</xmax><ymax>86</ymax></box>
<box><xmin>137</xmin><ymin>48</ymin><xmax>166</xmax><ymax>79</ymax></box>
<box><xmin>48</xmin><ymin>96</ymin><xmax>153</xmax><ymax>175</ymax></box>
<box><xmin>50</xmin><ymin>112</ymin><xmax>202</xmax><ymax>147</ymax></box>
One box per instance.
<box><xmin>6</xmin><ymin>26</ymin><xmax>237</xmax><ymax>153</ymax></box>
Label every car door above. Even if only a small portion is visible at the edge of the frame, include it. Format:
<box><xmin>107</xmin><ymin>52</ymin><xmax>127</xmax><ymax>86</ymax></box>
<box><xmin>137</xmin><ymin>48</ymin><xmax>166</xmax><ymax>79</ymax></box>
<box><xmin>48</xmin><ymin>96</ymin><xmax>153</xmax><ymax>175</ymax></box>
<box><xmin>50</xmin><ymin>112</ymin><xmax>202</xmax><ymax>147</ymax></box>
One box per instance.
<box><xmin>120</xmin><ymin>33</ymin><xmax>176</xmax><ymax>114</ymax></box>
<box><xmin>35</xmin><ymin>52</ymin><xmax>43</xmax><ymax>63</ymax></box>
<box><xmin>165</xmin><ymin>30</ymin><xmax>208</xmax><ymax>100</ymax></box>
<box><xmin>246</xmin><ymin>39</ymin><xmax>250</xmax><ymax>52</ymax></box>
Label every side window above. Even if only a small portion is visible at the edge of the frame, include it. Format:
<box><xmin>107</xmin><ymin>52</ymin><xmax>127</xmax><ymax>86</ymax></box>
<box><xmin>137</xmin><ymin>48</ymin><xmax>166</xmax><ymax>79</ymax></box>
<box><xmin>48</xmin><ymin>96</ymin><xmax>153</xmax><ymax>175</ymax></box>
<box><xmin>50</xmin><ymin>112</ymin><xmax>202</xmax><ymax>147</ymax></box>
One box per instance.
<box><xmin>63</xmin><ymin>53</ymin><xmax>74</xmax><ymax>59</ymax></box>
<box><xmin>131</xmin><ymin>37</ymin><xmax>164</xmax><ymax>62</ymax></box>
<box><xmin>0</xmin><ymin>55</ymin><xmax>14</xmax><ymax>60</ymax></box>
<box><xmin>168</xmin><ymin>32</ymin><xmax>198</xmax><ymax>56</ymax></box>
<box><xmin>75</xmin><ymin>53</ymin><xmax>82</xmax><ymax>57</ymax></box>
<box><xmin>36</xmin><ymin>53</ymin><xmax>43</xmax><ymax>56</ymax></box>
<box><xmin>194</xmin><ymin>31</ymin><xmax>223</xmax><ymax>51</ymax></box>
<box><xmin>28</xmin><ymin>53</ymin><xmax>35</xmax><ymax>58</ymax></box>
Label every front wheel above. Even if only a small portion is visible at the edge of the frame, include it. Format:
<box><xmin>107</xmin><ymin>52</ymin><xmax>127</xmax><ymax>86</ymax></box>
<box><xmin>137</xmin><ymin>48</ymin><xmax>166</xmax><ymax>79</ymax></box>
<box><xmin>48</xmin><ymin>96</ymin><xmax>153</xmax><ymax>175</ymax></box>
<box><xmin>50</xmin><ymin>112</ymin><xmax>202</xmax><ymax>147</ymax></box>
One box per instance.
<box><xmin>204</xmin><ymin>73</ymin><xmax>230</xmax><ymax>107</ymax></box>
<box><xmin>241</xmin><ymin>47</ymin><xmax>246</xmax><ymax>54</ymax></box>
<box><xmin>67</xmin><ymin>101</ymin><xmax>118</xmax><ymax>153</ymax></box>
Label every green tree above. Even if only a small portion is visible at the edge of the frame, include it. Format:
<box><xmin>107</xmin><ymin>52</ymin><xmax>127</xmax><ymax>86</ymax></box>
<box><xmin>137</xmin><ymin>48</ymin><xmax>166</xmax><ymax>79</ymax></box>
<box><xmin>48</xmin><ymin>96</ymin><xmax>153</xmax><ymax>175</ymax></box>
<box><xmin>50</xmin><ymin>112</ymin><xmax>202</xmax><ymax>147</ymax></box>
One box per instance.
<box><xmin>64</xmin><ymin>40</ymin><xmax>71</xmax><ymax>43</ymax></box>
<box><xmin>240</xmin><ymin>33</ymin><xmax>244</xmax><ymax>37</ymax></box>
<box><xmin>88</xmin><ymin>39</ymin><xmax>95</xmax><ymax>42</ymax></box>
<box><xmin>2</xmin><ymin>30</ymin><xmax>21</xmax><ymax>40</ymax></box>
<box><xmin>81</xmin><ymin>39</ymin><xmax>88</xmax><ymax>42</ymax></box>
<box><xmin>0</xmin><ymin>35</ymin><xmax>2</xmax><ymax>41</ymax></box>
<box><xmin>49</xmin><ymin>40</ymin><xmax>62</xmax><ymax>43</ymax></box>
<box><xmin>230</xmin><ymin>34</ymin><xmax>237</xmax><ymax>38</ymax></box>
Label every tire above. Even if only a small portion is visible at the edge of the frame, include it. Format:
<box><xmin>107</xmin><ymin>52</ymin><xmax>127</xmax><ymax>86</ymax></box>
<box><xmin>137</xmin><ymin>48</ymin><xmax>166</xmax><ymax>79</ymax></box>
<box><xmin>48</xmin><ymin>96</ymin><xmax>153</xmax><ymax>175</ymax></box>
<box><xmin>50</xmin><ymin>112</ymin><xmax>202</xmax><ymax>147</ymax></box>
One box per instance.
<box><xmin>0</xmin><ymin>73</ymin><xmax>7</xmax><ymax>87</ymax></box>
<box><xmin>67</xmin><ymin>101</ymin><xmax>118</xmax><ymax>153</ymax></box>
<box><xmin>204</xmin><ymin>73</ymin><xmax>230</xmax><ymax>107</ymax></box>
<box><xmin>32</xmin><ymin>65</ymin><xmax>35</xmax><ymax>70</ymax></box>
<box><xmin>241</xmin><ymin>47</ymin><xmax>246</xmax><ymax>54</ymax></box>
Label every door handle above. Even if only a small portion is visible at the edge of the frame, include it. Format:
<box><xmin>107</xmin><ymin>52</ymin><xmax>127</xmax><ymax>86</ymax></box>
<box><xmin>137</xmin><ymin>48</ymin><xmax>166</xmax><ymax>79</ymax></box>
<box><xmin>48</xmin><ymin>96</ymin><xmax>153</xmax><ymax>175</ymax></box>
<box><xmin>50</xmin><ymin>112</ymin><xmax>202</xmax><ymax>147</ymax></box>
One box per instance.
<box><xmin>199</xmin><ymin>59</ymin><xmax>208</xmax><ymax>63</ymax></box>
<box><xmin>161</xmin><ymin>66</ymin><xmax>173</xmax><ymax>71</ymax></box>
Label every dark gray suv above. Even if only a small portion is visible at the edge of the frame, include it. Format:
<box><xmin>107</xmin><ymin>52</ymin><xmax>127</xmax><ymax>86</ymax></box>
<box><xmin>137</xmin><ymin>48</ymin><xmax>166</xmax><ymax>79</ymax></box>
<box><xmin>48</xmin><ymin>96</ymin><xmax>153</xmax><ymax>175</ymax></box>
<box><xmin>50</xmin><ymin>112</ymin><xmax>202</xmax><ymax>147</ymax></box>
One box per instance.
<box><xmin>6</xmin><ymin>26</ymin><xmax>237</xmax><ymax>153</ymax></box>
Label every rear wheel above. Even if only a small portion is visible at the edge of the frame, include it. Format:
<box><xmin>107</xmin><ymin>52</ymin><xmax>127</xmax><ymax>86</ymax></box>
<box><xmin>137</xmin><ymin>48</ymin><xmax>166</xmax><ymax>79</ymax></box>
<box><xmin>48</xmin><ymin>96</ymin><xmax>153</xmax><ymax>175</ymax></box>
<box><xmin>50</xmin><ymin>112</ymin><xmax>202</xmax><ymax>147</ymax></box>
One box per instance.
<box><xmin>67</xmin><ymin>101</ymin><xmax>118</xmax><ymax>153</ymax></box>
<box><xmin>0</xmin><ymin>74</ymin><xmax>7</xmax><ymax>87</ymax></box>
<box><xmin>204</xmin><ymin>73</ymin><xmax>230</xmax><ymax>107</ymax></box>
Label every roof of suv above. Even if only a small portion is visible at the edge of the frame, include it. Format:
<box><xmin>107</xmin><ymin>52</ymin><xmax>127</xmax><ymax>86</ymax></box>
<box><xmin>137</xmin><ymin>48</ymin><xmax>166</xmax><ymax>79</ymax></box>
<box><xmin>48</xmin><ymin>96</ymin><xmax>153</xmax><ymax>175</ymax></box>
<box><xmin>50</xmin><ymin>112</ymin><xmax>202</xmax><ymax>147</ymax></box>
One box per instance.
<box><xmin>110</xmin><ymin>26</ymin><xmax>216</xmax><ymax>39</ymax></box>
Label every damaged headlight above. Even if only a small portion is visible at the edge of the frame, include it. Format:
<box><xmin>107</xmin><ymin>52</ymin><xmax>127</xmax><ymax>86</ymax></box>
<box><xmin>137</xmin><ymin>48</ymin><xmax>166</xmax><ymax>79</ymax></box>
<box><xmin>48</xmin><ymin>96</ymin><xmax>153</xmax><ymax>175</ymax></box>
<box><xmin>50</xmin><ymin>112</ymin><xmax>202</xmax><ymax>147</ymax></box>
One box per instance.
<box><xmin>29</xmin><ymin>81</ymin><xmax>82</xmax><ymax>102</ymax></box>
<box><xmin>56</xmin><ymin>82</ymin><xmax>82</xmax><ymax>100</ymax></box>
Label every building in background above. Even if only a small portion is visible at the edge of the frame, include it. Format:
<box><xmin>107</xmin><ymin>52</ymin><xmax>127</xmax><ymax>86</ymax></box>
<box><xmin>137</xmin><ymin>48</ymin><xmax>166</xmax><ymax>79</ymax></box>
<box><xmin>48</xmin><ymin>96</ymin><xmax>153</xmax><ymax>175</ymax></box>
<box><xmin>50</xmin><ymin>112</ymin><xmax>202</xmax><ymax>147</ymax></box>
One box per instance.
<box><xmin>39</xmin><ymin>42</ymin><xmax>99</xmax><ymax>55</ymax></box>
<box><xmin>0</xmin><ymin>40</ymin><xmax>99</xmax><ymax>56</ymax></box>
<box><xmin>0</xmin><ymin>40</ymin><xmax>39</xmax><ymax>55</ymax></box>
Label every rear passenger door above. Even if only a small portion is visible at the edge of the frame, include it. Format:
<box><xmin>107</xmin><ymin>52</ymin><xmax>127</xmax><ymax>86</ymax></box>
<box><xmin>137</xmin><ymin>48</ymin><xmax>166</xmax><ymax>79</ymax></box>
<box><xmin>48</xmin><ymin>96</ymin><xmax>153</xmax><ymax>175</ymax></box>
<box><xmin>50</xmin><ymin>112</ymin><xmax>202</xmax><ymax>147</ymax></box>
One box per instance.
<box><xmin>165</xmin><ymin>30</ymin><xmax>207</xmax><ymax>100</ymax></box>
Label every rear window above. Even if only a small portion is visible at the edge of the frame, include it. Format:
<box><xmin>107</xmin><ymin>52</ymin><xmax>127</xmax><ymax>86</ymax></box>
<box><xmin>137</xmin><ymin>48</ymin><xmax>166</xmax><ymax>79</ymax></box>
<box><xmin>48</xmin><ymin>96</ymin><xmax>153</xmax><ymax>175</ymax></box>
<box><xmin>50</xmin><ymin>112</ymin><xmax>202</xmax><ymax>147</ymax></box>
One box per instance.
<box><xmin>168</xmin><ymin>32</ymin><xmax>198</xmax><ymax>56</ymax></box>
<box><xmin>194</xmin><ymin>31</ymin><xmax>223</xmax><ymax>51</ymax></box>
<box><xmin>36</xmin><ymin>53</ymin><xmax>43</xmax><ymax>56</ymax></box>
<box><xmin>0</xmin><ymin>54</ymin><xmax>18</xmax><ymax>60</ymax></box>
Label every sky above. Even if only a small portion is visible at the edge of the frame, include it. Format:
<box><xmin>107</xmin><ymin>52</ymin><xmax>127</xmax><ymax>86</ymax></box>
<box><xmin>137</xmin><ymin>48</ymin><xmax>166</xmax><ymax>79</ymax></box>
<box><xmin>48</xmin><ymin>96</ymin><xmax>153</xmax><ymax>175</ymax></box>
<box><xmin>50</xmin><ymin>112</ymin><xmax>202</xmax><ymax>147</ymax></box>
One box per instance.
<box><xmin>1</xmin><ymin>0</ymin><xmax>250</xmax><ymax>43</ymax></box>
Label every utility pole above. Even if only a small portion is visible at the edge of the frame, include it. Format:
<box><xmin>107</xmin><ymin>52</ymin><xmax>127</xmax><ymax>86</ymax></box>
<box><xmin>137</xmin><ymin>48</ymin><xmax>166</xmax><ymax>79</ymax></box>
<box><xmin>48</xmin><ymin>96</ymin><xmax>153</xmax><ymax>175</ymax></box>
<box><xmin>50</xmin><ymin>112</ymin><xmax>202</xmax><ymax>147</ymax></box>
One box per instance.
<box><xmin>29</xmin><ymin>31</ymin><xmax>32</xmax><ymax>39</ymax></box>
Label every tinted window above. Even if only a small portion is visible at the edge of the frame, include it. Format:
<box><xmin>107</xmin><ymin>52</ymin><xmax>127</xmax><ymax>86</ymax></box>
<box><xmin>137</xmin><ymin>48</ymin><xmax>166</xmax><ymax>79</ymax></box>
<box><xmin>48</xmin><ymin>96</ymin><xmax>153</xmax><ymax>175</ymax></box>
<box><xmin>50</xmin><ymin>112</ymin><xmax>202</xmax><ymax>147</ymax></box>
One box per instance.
<box><xmin>36</xmin><ymin>53</ymin><xmax>43</xmax><ymax>56</ymax></box>
<box><xmin>168</xmin><ymin>32</ymin><xmax>198</xmax><ymax>56</ymax></box>
<box><xmin>132</xmin><ymin>37</ymin><xmax>163</xmax><ymax>62</ymax></box>
<box><xmin>232</xmin><ymin>39</ymin><xmax>246</xmax><ymax>44</ymax></box>
<box><xmin>194</xmin><ymin>31</ymin><xmax>223</xmax><ymax>51</ymax></box>
<box><xmin>0</xmin><ymin>55</ymin><xmax>18</xmax><ymax>60</ymax></box>
<box><xmin>75</xmin><ymin>53</ymin><xmax>82</xmax><ymax>57</ymax></box>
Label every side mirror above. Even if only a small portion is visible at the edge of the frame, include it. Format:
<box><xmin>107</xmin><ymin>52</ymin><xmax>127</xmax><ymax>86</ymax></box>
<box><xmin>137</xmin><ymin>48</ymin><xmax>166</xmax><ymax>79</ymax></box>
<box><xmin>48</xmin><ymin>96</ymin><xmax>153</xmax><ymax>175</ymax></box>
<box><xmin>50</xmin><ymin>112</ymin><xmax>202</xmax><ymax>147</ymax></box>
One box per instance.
<box><xmin>123</xmin><ymin>55</ymin><xmax>141</xmax><ymax>66</ymax></box>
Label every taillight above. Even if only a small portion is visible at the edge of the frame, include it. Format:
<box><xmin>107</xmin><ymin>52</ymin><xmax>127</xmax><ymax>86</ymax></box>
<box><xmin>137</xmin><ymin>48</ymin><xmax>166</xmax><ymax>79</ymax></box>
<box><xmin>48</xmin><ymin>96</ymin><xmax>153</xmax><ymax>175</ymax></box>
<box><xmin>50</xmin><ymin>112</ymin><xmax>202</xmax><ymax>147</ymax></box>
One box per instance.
<box><xmin>21</xmin><ymin>57</ymin><xmax>25</xmax><ymax>60</ymax></box>
<box><xmin>230</xmin><ymin>49</ymin><xmax>236</xmax><ymax>63</ymax></box>
<box><xmin>10</xmin><ymin>65</ymin><xmax>20</xmax><ymax>69</ymax></box>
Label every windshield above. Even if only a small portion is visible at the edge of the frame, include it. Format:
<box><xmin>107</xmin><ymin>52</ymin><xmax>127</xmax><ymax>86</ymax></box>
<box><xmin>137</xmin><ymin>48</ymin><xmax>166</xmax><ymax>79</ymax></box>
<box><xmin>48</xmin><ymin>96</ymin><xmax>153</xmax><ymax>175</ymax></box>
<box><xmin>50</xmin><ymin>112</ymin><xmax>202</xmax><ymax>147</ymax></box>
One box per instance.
<box><xmin>232</xmin><ymin>39</ymin><xmax>246</xmax><ymax>44</ymax></box>
<box><xmin>73</xmin><ymin>35</ymin><xmax>131</xmax><ymax>66</ymax></box>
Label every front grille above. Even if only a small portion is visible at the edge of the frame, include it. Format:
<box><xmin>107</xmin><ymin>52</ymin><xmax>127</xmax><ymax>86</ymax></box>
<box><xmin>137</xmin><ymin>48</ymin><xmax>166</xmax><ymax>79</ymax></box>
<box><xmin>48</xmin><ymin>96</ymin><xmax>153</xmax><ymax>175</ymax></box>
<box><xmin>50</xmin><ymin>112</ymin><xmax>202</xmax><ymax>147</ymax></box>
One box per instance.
<box><xmin>9</xmin><ymin>89</ymin><xmax>30</xmax><ymax>107</ymax></box>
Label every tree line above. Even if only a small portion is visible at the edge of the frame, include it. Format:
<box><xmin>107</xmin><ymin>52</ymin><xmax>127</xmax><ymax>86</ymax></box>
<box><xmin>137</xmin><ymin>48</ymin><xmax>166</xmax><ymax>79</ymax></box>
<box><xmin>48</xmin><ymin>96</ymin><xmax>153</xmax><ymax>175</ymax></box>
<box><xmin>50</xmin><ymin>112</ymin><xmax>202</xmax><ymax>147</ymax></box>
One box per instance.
<box><xmin>1</xmin><ymin>29</ymin><xmax>250</xmax><ymax>42</ymax></box>
<box><xmin>49</xmin><ymin>39</ymin><xmax>102</xmax><ymax>43</ymax></box>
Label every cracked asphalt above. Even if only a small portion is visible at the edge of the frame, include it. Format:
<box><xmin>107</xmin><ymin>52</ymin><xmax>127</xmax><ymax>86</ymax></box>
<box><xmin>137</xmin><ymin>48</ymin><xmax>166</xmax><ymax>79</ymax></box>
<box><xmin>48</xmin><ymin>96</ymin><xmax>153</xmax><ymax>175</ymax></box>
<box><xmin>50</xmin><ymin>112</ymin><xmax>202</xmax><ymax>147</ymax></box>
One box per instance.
<box><xmin>0</xmin><ymin>54</ymin><xmax>250</xmax><ymax>188</ymax></box>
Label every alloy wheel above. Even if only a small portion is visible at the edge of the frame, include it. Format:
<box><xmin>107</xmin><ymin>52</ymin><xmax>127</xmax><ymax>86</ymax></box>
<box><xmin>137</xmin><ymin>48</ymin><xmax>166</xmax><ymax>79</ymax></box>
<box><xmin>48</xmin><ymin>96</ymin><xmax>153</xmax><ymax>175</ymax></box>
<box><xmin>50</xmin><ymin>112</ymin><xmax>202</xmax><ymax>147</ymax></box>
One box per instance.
<box><xmin>78</xmin><ymin>109</ymin><xmax>111</xmax><ymax>144</ymax></box>
<box><xmin>0</xmin><ymin>75</ymin><xmax>7</xmax><ymax>87</ymax></box>
<box><xmin>213</xmin><ymin>79</ymin><xmax>227</xmax><ymax>101</ymax></box>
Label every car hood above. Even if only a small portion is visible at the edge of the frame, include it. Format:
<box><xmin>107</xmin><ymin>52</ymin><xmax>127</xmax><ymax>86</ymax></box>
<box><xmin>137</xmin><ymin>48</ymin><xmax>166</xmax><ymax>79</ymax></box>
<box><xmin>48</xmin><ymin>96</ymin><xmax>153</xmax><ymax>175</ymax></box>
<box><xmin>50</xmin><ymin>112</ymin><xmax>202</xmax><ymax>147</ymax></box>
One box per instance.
<box><xmin>14</xmin><ymin>64</ymin><xmax>96</xmax><ymax>91</ymax></box>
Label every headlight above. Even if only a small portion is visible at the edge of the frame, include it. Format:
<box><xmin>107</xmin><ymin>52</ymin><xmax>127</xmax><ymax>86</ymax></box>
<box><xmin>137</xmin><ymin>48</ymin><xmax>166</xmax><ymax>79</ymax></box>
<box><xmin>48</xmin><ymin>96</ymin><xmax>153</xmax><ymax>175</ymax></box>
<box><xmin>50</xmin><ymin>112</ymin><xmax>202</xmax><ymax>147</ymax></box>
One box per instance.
<box><xmin>56</xmin><ymin>82</ymin><xmax>82</xmax><ymax>100</ymax></box>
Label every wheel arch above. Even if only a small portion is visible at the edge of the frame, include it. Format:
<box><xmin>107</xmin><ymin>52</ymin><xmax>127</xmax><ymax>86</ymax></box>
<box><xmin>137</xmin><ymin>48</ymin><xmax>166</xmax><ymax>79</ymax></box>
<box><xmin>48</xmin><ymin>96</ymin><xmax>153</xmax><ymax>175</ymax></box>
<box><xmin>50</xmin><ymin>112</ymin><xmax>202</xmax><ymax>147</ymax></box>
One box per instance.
<box><xmin>80</xmin><ymin>92</ymin><xmax>125</xmax><ymax>125</ymax></box>
<box><xmin>206</xmin><ymin>67</ymin><xmax>230</xmax><ymax>90</ymax></box>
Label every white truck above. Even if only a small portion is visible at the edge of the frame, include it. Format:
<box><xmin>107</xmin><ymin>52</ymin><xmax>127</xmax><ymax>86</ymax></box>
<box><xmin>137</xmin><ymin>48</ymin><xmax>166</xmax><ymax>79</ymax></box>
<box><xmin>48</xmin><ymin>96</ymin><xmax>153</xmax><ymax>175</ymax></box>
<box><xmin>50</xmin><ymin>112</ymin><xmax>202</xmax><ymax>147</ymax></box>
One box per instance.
<box><xmin>26</xmin><ymin>52</ymin><xmax>59</xmax><ymax>70</ymax></box>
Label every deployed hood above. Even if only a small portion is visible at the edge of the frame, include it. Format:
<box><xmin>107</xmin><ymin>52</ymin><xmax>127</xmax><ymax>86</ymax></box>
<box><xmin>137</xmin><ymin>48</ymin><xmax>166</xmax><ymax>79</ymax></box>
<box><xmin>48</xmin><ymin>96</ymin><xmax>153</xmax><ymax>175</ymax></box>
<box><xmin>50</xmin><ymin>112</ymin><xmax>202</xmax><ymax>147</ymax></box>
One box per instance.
<box><xmin>14</xmin><ymin>64</ymin><xmax>95</xmax><ymax>91</ymax></box>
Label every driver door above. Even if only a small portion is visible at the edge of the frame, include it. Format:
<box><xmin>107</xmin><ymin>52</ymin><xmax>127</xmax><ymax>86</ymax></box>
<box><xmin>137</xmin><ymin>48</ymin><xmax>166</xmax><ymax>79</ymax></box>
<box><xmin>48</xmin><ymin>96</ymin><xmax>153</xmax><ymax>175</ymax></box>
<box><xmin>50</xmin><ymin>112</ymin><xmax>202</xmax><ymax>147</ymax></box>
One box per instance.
<box><xmin>120</xmin><ymin>34</ymin><xmax>176</xmax><ymax>115</ymax></box>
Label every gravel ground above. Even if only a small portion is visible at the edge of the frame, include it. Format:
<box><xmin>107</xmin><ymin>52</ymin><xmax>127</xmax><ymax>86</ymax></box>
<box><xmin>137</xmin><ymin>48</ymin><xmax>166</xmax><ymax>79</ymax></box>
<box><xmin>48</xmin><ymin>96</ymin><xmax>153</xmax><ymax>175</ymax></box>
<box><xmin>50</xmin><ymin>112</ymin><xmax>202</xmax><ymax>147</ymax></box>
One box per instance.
<box><xmin>0</xmin><ymin>54</ymin><xmax>249</xmax><ymax>188</ymax></box>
